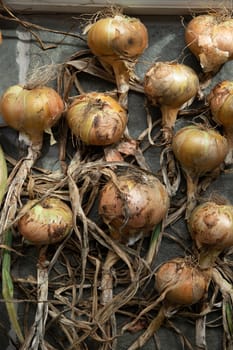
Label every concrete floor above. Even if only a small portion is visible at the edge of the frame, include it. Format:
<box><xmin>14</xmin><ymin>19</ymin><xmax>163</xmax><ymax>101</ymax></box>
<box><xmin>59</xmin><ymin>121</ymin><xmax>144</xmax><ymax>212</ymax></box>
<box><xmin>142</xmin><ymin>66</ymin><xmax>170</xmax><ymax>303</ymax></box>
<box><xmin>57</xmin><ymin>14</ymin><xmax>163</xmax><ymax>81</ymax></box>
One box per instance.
<box><xmin>1</xmin><ymin>10</ymin><xmax>233</xmax><ymax>350</ymax></box>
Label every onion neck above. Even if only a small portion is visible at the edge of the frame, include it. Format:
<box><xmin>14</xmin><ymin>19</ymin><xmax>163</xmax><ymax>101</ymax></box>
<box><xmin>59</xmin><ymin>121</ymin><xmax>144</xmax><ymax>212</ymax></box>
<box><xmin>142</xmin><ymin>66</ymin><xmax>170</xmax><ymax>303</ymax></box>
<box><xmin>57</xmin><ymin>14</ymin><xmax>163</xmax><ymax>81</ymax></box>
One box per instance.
<box><xmin>198</xmin><ymin>246</ymin><xmax>222</xmax><ymax>270</ymax></box>
<box><xmin>185</xmin><ymin>172</ymin><xmax>198</xmax><ymax>220</ymax></box>
<box><xmin>112</xmin><ymin>60</ymin><xmax>130</xmax><ymax>110</ymax></box>
<box><xmin>160</xmin><ymin>105</ymin><xmax>179</xmax><ymax>144</ymax></box>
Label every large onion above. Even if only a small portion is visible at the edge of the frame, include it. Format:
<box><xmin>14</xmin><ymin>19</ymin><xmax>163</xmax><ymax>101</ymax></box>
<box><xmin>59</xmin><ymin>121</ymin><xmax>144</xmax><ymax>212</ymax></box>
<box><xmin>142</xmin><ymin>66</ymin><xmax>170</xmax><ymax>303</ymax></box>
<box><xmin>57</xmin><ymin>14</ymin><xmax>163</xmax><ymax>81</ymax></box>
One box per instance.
<box><xmin>0</xmin><ymin>84</ymin><xmax>64</xmax><ymax>146</ymax></box>
<box><xmin>172</xmin><ymin>125</ymin><xmax>228</xmax><ymax>218</ymax></box>
<box><xmin>208</xmin><ymin>80</ymin><xmax>233</xmax><ymax>164</ymax></box>
<box><xmin>66</xmin><ymin>92</ymin><xmax>127</xmax><ymax>146</ymax></box>
<box><xmin>98</xmin><ymin>170</ymin><xmax>170</xmax><ymax>245</ymax></box>
<box><xmin>18</xmin><ymin>197</ymin><xmax>73</xmax><ymax>245</ymax></box>
<box><xmin>127</xmin><ymin>257</ymin><xmax>209</xmax><ymax>350</ymax></box>
<box><xmin>84</xmin><ymin>13</ymin><xmax>148</xmax><ymax>108</ymax></box>
<box><xmin>185</xmin><ymin>13</ymin><xmax>233</xmax><ymax>75</ymax></box>
<box><xmin>144</xmin><ymin>61</ymin><xmax>199</xmax><ymax>143</ymax></box>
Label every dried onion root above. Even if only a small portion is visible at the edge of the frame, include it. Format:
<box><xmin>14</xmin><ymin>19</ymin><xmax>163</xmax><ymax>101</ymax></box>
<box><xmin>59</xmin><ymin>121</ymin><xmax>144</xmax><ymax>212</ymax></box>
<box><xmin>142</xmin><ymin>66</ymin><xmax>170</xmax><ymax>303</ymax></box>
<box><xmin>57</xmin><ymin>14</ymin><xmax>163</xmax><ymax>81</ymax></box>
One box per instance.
<box><xmin>126</xmin><ymin>257</ymin><xmax>209</xmax><ymax>350</ymax></box>
<box><xmin>185</xmin><ymin>12</ymin><xmax>233</xmax><ymax>79</ymax></box>
<box><xmin>84</xmin><ymin>10</ymin><xmax>148</xmax><ymax>109</ymax></box>
<box><xmin>144</xmin><ymin>61</ymin><xmax>200</xmax><ymax>143</ymax></box>
<box><xmin>172</xmin><ymin>124</ymin><xmax>228</xmax><ymax>219</ymax></box>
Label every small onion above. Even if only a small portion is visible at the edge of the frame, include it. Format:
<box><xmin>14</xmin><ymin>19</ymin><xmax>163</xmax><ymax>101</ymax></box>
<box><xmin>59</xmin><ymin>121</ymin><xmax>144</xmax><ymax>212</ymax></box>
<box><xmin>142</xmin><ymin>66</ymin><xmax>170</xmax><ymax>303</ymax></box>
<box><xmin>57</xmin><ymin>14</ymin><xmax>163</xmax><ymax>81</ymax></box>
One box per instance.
<box><xmin>85</xmin><ymin>13</ymin><xmax>148</xmax><ymax>108</ymax></box>
<box><xmin>144</xmin><ymin>61</ymin><xmax>199</xmax><ymax>142</ymax></box>
<box><xmin>98</xmin><ymin>171</ymin><xmax>170</xmax><ymax>245</ymax></box>
<box><xmin>66</xmin><ymin>92</ymin><xmax>128</xmax><ymax>146</ymax></box>
<box><xmin>172</xmin><ymin>125</ymin><xmax>228</xmax><ymax>218</ymax></box>
<box><xmin>127</xmin><ymin>256</ymin><xmax>209</xmax><ymax>350</ymax></box>
<box><xmin>185</xmin><ymin>13</ymin><xmax>233</xmax><ymax>74</ymax></box>
<box><xmin>188</xmin><ymin>201</ymin><xmax>233</xmax><ymax>268</ymax></box>
<box><xmin>208</xmin><ymin>80</ymin><xmax>233</xmax><ymax>164</ymax></box>
<box><xmin>18</xmin><ymin>197</ymin><xmax>73</xmax><ymax>245</ymax></box>
<box><xmin>0</xmin><ymin>84</ymin><xmax>64</xmax><ymax>145</ymax></box>
<box><xmin>156</xmin><ymin>257</ymin><xmax>208</xmax><ymax>305</ymax></box>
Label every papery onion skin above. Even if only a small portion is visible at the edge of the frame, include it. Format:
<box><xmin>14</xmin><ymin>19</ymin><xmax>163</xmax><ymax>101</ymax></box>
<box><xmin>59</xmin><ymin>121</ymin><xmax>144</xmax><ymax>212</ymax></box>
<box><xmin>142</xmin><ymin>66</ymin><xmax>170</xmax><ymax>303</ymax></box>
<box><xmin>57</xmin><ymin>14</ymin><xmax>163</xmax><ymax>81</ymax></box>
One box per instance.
<box><xmin>98</xmin><ymin>172</ymin><xmax>170</xmax><ymax>245</ymax></box>
<box><xmin>172</xmin><ymin>125</ymin><xmax>228</xmax><ymax>178</ymax></box>
<box><xmin>0</xmin><ymin>85</ymin><xmax>64</xmax><ymax>145</ymax></box>
<box><xmin>185</xmin><ymin>14</ymin><xmax>233</xmax><ymax>74</ymax></box>
<box><xmin>188</xmin><ymin>201</ymin><xmax>233</xmax><ymax>249</ymax></box>
<box><xmin>18</xmin><ymin>197</ymin><xmax>73</xmax><ymax>245</ymax></box>
<box><xmin>66</xmin><ymin>92</ymin><xmax>128</xmax><ymax>146</ymax></box>
<box><xmin>144</xmin><ymin>62</ymin><xmax>199</xmax><ymax>141</ymax></box>
<box><xmin>156</xmin><ymin>257</ymin><xmax>208</xmax><ymax>305</ymax></box>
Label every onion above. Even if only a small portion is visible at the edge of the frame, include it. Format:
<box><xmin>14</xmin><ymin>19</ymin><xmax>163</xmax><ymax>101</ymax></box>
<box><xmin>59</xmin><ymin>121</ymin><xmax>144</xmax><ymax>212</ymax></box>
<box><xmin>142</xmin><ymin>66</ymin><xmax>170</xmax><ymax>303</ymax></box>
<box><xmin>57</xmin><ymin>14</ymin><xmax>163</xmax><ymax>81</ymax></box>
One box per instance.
<box><xmin>144</xmin><ymin>61</ymin><xmax>199</xmax><ymax>143</ymax></box>
<box><xmin>172</xmin><ymin>125</ymin><xmax>228</xmax><ymax>218</ymax></box>
<box><xmin>127</xmin><ymin>257</ymin><xmax>209</xmax><ymax>350</ymax></box>
<box><xmin>66</xmin><ymin>92</ymin><xmax>127</xmax><ymax>146</ymax></box>
<box><xmin>185</xmin><ymin>13</ymin><xmax>233</xmax><ymax>75</ymax></box>
<box><xmin>18</xmin><ymin>197</ymin><xmax>73</xmax><ymax>245</ymax></box>
<box><xmin>208</xmin><ymin>80</ymin><xmax>233</xmax><ymax>164</ymax></box>
<box><xmin>98</xmin><ymin>170</ymin><xmax>170</xmax><ymax>245</ymax></box>
<box><xmin>84</xmin><ymin>13</ymin><xmax>148</xmax><ymax>108</ymax></box>
<box><xmin>0</xmin><ymin>84</ymin><xmax>64</xmax><ymax>146</ymax></box>
<box><xmin>188</xmin><ymin>201</ymin><xmax>233</xmax><ymax>268</ymax></box>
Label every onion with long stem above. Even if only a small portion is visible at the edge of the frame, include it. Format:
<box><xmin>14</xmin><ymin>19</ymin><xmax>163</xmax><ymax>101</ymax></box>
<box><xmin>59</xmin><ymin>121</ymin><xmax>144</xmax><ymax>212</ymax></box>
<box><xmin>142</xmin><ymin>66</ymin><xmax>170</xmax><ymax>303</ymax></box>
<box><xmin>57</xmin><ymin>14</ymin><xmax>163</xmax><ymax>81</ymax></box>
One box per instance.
<box><xmin>126</xmin><ymin>256</ymin><xmax>210</xmax><ymax>350</ymax></box>
<box><xmin>171</xmin><ymin>124</ymin><xmax>228</xmax><ymax>218</ymax></box>
<box><xmin>17</xmin><ymin>197</ymin><xmax>73</xmax><ymax>349</ymax></box>
<box><xmin>0</xmin><ymin>84</ymin><xmax>64</xmax><ymax>344</ymax></box>
<box><xmin>208</xmin><ymin>80</ymin><xmax>233</xmax><ymax>165</ymax></box>
<box><xmin>185</xmin><ymin>12</ymin><xmax>233</xmax><ymax>78</ymax></box>
<box><xmin>84</xmin><ymin>11</ymin><xmax>148</xmax><ymax>109</ymax></box>
<box><xmin>144</xmin><ymin>61</ymin><xmax>200</xmax><ymax>143</ymax></box>
<box><xmin>66</xmin><ymin>92</ymin><xmax>128</xmax><ymax>146</ymax></box>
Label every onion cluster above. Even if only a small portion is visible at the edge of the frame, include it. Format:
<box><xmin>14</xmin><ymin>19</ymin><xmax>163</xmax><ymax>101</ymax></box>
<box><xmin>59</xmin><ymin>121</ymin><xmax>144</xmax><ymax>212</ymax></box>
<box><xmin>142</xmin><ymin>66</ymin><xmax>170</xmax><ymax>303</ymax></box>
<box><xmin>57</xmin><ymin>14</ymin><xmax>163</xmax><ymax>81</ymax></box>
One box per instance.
<box><xmin>98</xmin><ymin>171</ymin><xmax>170</xmax><ymax>245</ymax></box>
<box><xmin>66</xmin><ymin>92</ymin><xmax>128</xmax><ymax>146</ymax></box>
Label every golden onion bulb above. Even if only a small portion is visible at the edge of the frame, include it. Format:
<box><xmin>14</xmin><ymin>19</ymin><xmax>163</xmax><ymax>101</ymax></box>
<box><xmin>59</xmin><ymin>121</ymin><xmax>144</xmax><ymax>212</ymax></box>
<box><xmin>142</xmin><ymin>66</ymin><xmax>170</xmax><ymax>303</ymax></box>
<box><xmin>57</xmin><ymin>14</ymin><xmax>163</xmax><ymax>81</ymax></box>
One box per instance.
<box><xmin>85</xmin><ymin>14</ymin><xmax>148</xmax><ymax>108</ymax></box>
<box><xmin>172</xmin><ymin>125</ymin><xmax>228</xmax><ymax>178</ymax></box>
<box><xmin>86</xmin><ymin>14</ymin><xmax>148</xmax><ymax>61</ymax></box>
<box><xmin>156</xmin><ymin>257</ymin><xmax>208</xmax><ymax>305</ymax></box>
<box><xmin>172</xmin><ymin>125</ymin><xmax>228</xmax><ymax>218</ymax></box>
<box><xmin>0</xmin><ymin>84</ymin><xmax>64</xmax><ymax>145</ymax></box>
<box><xmin>188</xmin><ymin>201</ymin><xmax>233</xmax><ymax>250</ymax></box>
<box><xmin>98</xmin><ymin>171</ymin><xmax>170</xmax><ymax>245</ymax></box>
<box><xmin>66</xmin><ymin>92</ymin><xmax>128</xmax><ymax>146</ymax></box>
<box><xmin>144</xmin><ymin>62</ymin><xmax>199</xmax><ymax>142</ymax></box>
<box><xmin>18</xmin><ymin>197</ymin><xmax>73</xmax><ymax>245</ymax></box>
<box><xmin>208</xmin><ymin>80</ymin><xmax>233</xmax><ymax>164</ymax></box>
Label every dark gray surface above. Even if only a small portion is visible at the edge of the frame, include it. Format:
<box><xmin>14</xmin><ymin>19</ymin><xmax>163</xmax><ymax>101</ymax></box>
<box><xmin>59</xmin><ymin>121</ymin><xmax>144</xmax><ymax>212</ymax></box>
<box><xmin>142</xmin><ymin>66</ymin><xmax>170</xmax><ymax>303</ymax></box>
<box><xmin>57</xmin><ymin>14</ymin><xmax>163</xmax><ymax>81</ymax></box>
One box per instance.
<box><xmin>1</xmin><ymin>12</ymin><xmax>233</xmax><ymax>350</ymax></box>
